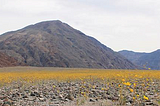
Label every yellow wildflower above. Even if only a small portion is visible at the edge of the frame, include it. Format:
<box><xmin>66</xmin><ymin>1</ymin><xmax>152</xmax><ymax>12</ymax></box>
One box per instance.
<box><xmin>122</xmin><ymin>79</ymin><xmax>125</xmax><ymax>82</ymax></box>
<box><xmin>123</xmin><ymin>82</ymin><xmax>131</xmax><ymax>86</ymax></box>
<box><xmin>101</xmin><ymin>88</ymin><xmax>105</xmax><ymax>90</ymax></box>
<box><xmin>118</xmin><ymin>84</ymin><xmax>121</xmax><ymax>88</ymax></box>
<box><xmin>134</xmin><ymin>83</ymin><xmax>136</xmax><ymax>87</ymax></box>
<box><xmin>53</xmin><ymin>85</ymin><xmax>56</xmax><ymax>88</ymax></box>
<box><xmin>144</xmin><ymin>96</ymin><xmax>149</xmax><ymax>100</ymax></box>
<box><xmin>130</xmin><ymin>89</ymin><xmax>133</xmax><ymax>92</ymax></box>
<box><xmin>92</xmin><ymin>85</ymin><xmax>96</xmax><ymax>89</ymax></box>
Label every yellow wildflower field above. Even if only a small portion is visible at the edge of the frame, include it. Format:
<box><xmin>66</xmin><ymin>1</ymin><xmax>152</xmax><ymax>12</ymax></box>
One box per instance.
<box><xmin>0</xmin><ymin>67</ymin><xmax>160</xmax><ymax>83</ymax></box>
<box><xmin>0</xmin><ymin>67</ymin><xmax>160</xmax><ymax>106</ymax></box>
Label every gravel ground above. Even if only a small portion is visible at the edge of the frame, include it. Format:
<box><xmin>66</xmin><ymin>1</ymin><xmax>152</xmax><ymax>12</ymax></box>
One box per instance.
<box><xmin>0</xmin><ymin>79</ymin><xmax>159</xmax><ymax>106</ymax></box>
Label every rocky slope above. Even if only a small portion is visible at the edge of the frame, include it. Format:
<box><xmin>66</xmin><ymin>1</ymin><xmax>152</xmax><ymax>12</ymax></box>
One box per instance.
<box><xmin>0</xmin><ymin>52</ymin><xmax>19</xmax><ymax>67</ymax></box>
<box><xmin>119</xmin><ymin>50</ymin><xmax>160</xmax><ymax>70</ymax></box>
<box><xmin>0</xmin><ymin>20</ymin><xmax>137</xmax><ymax>69</ymax></box>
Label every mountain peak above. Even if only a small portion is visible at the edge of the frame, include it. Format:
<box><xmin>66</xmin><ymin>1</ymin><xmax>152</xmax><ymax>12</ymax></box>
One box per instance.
<box><xmin>24</xmin><ymin>20</ymin><xmax>65</xmax><ymax>30</ymax></box>
<box><xmin>35</xmin><ymin>20</ymin><xmax>63</xmax><ymax>25</ymax></box>
<box><xmin>0</xmin><ymin>20</ymin><xmax>137</xmax><ymax>69</ymax></box>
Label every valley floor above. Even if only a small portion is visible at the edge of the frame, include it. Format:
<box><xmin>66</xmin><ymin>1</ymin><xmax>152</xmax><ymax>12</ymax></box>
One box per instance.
<box><xmin>0</xmin><ymin>67</ymin><xmax>160</xmax><ymax>106</ymax></box>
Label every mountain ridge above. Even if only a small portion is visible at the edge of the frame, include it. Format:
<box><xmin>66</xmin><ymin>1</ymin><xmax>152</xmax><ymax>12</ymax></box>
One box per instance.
<box><xmin>0</xmin><ymin>20</ymin><xmax>137</xmax><ymax>69</ymax></box>
<box><xmin>119</xmin><ymin>49</ymin><xmax>160</xmax><ymax>70</ymax></box>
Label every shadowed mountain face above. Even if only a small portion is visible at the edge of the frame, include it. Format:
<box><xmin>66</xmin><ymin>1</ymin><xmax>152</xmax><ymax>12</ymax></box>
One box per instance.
<box><xmin>0</xmin><ymin>20</ymin><xmax>137</xmax><ymax>69</ymax></box>
<box><xmin>119</xmin><ymin>50</ymin><xmax>160</xmax><ymax>70</ymax></box>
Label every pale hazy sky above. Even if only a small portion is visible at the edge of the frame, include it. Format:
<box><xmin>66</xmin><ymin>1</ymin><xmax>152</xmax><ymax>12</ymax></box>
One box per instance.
<box><xmin>0</xmin><ymin>0</ymin><xmax>160</xmax><ymax>52</ymax></box>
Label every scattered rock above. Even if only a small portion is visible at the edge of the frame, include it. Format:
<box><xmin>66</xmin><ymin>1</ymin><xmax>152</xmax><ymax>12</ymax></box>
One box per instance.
<box><xmin>0</xmin><ymin>79</ymin><xmax>159</xmax><ymax>106</ymax></box>
<box><xmin>89</xmin><ymin>98</ymin><xmax>96</xmax><ymax>102</ymax></box>
<box><xmin>39</xmin><ymin>97</ymin><xmax>45</xmax><ymax>102</ymax></box>
<box><xmin>66</xmin><ymin>94</ymin><xmax>74</xmax><ymax>101</ymax></box>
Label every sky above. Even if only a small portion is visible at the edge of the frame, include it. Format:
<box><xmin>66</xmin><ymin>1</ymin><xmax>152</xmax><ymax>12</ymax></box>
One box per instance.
<box><xmin>0</xmin><ymin>0</ymin><xmax>160</xmax><ymax>53</ymax></box>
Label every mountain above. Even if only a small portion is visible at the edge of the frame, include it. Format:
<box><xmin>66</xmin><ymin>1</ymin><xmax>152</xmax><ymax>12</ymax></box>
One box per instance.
<box><xmin>0</xmin><ymin>20</ymin><xmax>137</xmax><ymax>69</ymax></box>
<box><xmin>119</xmin><ymin>50</ymin><xmax>160</xmax><ymax>70</ymax></box>
<box><xmin>0</xmin><ymin>52</ymin><xmax>20</xmax><ymax>67</ymax></box>
<box><xmin>119</xmin><ymin>50</ymin><xmax>146</xmax><ymax>64</ymax></box>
